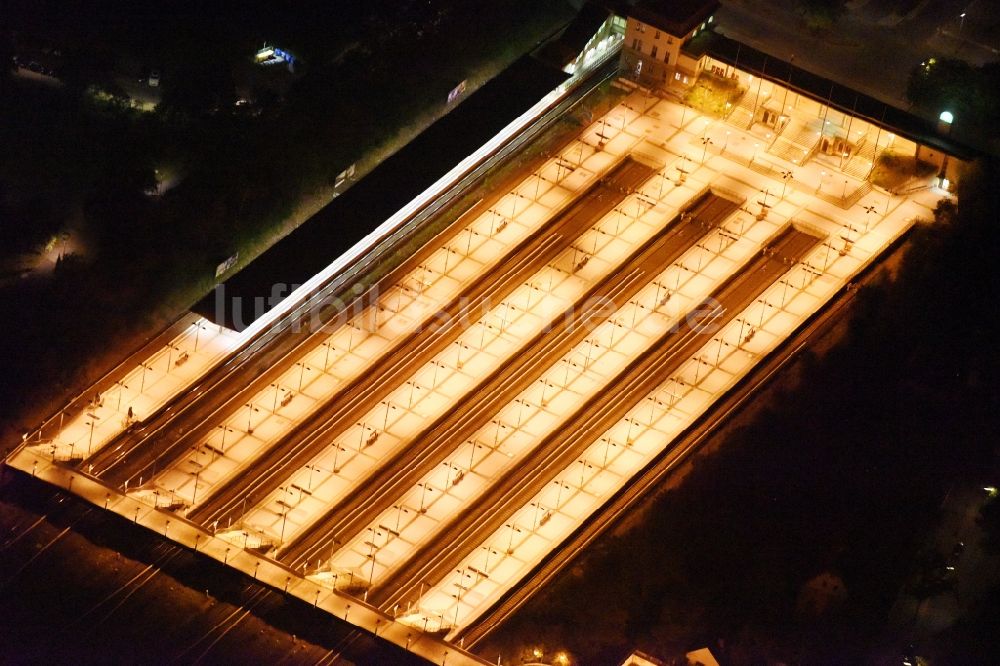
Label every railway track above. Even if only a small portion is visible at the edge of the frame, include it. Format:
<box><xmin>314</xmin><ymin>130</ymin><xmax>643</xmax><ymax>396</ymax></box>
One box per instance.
<box><xmin>81</xmin><ymin>58</ymin><xmax>621</xmax><ymax>488</ymax></box>
<box><xmin>277</xmin><ymin>191</ymin><xmax>741</xmax><ymax>570</ymax></box>
<box><xmin>370</xmin><ymin>226</ymin><xmax>821</xmax><ymax>611</ymax></box>
<box><xmin>188</xmin><ymin>157</ymin><xmax>656</xmax><ymax>529</ymax></box>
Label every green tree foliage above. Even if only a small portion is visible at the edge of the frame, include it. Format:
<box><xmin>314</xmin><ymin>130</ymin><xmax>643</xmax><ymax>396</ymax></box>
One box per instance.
<box><xmin>906</xmin><ymin>57</ymin><xmax>1000</xmax><ymax>128</ymax></box>
<box><xmin>797</xmin><ymin>0</ymin><xmax>847</xmax><ymax>30</ymax></box>
<box><xmin>981</xmin><ymin>495</ymin><xmax>1000</xmax><ymax>555</ymax></box>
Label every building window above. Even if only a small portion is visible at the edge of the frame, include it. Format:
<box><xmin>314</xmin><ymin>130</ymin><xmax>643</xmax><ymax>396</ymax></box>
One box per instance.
<box><xmin>668</xmin><ymin>37</ymin><xmax>674</xmax><ymax>45</ymax></box>
<box><xmin>651</xmin><ymin>45</ymin><xmax>658</xmax><ymax>59</ymax></box>
<box><xmin>654</xmin><ymin>30</ymin><xmax>660</xmax><ymax>39</ymax></box>
<box><xmin>639</xmin><ymin>23</ymin><xmax>646</xmax><ymax>33</ymax></box>
<box><xmin>675</xmin><ymin>72</ymin><xmax>682</xmax><ymax>81</ymax></box>
<box><xmin>632</xmin><ymin>38</ymin><xmax>640</xmax><ymax>50</ymax></box>
<box><xmin>664</xmin><ymin>53</ymin><xmax>670</xmax><ymax>64</ymax></box>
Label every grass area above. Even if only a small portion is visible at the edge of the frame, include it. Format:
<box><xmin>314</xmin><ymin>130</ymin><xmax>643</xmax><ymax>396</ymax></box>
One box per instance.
<box><xmin>870</xmin><ymin>152</ymin><xmax>937</xmax><ymax>191</ymax></box>
<box><xmin>683</xmin><ymin>72</ymin><xmax>744</xmax><ymax>118</ymax></box>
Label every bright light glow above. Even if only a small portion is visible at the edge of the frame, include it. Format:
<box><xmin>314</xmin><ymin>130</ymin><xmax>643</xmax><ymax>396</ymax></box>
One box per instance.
<box><xmin>14</xmin><ymin>57</ymin><xmax>950</xmax><ymax>655</ymax></box>
<box><xmin>939</xmin><ymin>110</ymin><xmax>954</xmax><ymax>124</ymax></box>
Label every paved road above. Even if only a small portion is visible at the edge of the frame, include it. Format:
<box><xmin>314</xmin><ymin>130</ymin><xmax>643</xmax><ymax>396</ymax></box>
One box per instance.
<box><xmin>188</xmin><ymin>157</ymin><xmax>656</xmax><ymax>531</ymax></box>
<box><xmin>277</xmin><ymin>191</ymin><xmax>741</xmax><ymax>571</ymax></box>
<box><xmin>370</xmin><ymin>225</ymin><xmax>821</xmax><ymax>612</ymax></box>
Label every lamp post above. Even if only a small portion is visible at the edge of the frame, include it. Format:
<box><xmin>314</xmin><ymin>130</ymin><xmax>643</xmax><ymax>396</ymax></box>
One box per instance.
<box><xmin>418</xmin><ymin>482</ymin><xmax>433</xmax><ymax>513</ymax></box>
<box><xmin>271</xmin><ymin>383</ymin><xmax>281</xmax><ymax>412</ymax></box>
<box><xmin>863</xmin><ymin>204</ymin><xmax>877</xmax><ymax>232</ymax></box>
<box><xmin>701</xmin><ymin>136</ymin><xmax>714</xmax><ymax>164</ymax></box>
<box><xmin>279</xmin><ymin>486</ymin><xmax>291</xmax><ymax>543</ymax></box>
<box><xmin>453</xmin><ymin>570</ymin><xmax>467</xmax><ymax>629</ymax></box>
<box><xmin>218</xmin><ymin>424</ymin><xmax>232</xmax><ymax>453</ymax></box>
<box><xmin>246</xmin><ymin>403</ymin><xmax>259</xmax><ymax>435</ymax></box>
<box><xmin>366</xmin><ymin>528</ymin><xmax>383</xmax><ymax>590</ymax></box>
<box><xmin>322</xmin><ymin>340</ymin><xmax>334</xmax><ymax>370</ymax></box>
<box><xmin>332</xmin><ymin>443</ymin><xmax>344</xmax><ymax>473</ymax></box>
<box><xmin>138</xmin><ymin>362</ymin><xmax>152</xmax><ymax>393</ymax></box>
<box><xmin>191</xmin><ymin>467</ymin><xmax>201</xmax><ymax>506</ymax></box>
<box><xmin>115</xmin><ymin>380</ymin><xmax>129</xmax><ymax>411</ymax></box>
<box><xmin>381</xmin><ymin>400</ymin><xmax>397</xmax><ymax>433</ymax></box>
<box><xmin>780</xmin><ymin>170</ymin><xmax>793</xmax><ymax>199</ymax></box>
<box><xmin>505</xmin><ymin>523</ymin><xmax>522</xmax><ymax>555</ymax></box>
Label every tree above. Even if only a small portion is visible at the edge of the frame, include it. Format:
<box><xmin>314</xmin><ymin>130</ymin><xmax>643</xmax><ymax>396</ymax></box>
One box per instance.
<box><xmin>980</xmin><ymin>494</ymin><xmax>1000</xmax><ymax>555</ymax></box>
<box><xmin>797</xmin><ymin>0</ymin><xmax>847</xmax><ymax>31</ymax></box>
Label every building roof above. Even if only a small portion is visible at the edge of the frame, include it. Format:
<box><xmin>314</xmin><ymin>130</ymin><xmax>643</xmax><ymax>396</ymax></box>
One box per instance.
<box><xmin>686</xmin><ymin>647</ymin><xmax>721</xmax><ymax>666</ymax></box>
<box><xmin>629</xmin><ymin>0</ymin><xmax>719</xmax><ymax>36</ymax></box>
<box><xmin>618</xmin><ymin>649</ymin><xmax>668</xmax><ymax>666</ymax></box>
<box><xmin>194</xmin><ymin>55</ymin><xmax>568</xmax><ymax>327</ymax></box>
<box><xmin>685</xmin><ymin>30</ymin><xmax>982</xmax><ymax>161</ymax></box>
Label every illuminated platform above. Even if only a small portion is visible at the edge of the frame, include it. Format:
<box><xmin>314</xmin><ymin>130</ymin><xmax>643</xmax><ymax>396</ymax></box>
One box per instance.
<box><xmin>9</xmin><ymin>72</ymin><xmax>949</xmax><ymax>663</ymax></box>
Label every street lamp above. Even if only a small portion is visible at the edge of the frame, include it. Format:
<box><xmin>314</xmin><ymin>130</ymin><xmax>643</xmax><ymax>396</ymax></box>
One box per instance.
<box><xmin>191</xmin><ymin>467</ymin><xmax>201</xmax><ymax>505</ymax></box>
<box><xmin>700</xmin><ymin>136</ymin><xmax>714</xmax><ymax>164</ymax></box>
<box><xmin>331</xmin><ymin>443</ymin><xmax>345</xmax><ymax>473</ymax></box>
<box><xmin>418</xmin><ymin>481</ymin><xmax>433</xmax><ymax>513</ymax></box>
<box><xmin>193</xmin><ymin>320</ymin><xmax>204</xmax><ymax>352</ymax></box>
<box><xmin>505</xmin><ymin>523</ymin><xmax>522</xmax><ymax>555</ymax></box>
<box><xmin>863</xmin><ymin>204</ymin><xmax>878</xmax><ymax>232</ymax></box>
<box><xmin>115</xmin><ymin>380</ymin><xmax>129</xmax><ymax>411</ymax></box>
<box><xmin>245</xmin><ymin>402</ymin><xmax>259</xmax><ymax>435</ymax></box>
<box><xmin>381</xmin><ymin>400</ymin><xmax>397</xmax><ymax>433</ymax></box>
<box><xmin>366</xmin><ymin>527</ymin><xmax>384</xmax><ymax>589</ymax></box>
<box><xmin>279</xmin><ymin>485</ymin><xmax>292</xmax><ymax>543</ymax></box>
<box><xmin>138</xmin><ymin>361</ymin><xmax>152</xmax><ymax>393</ymax></box>
<box><xmin>780</xmin><ymin>170</ymin><xmax>793</xmax><ymax>199</ymax></box>
<box><xmin>296</xmin><ymin>361</ymin><xmax>309</xmax><ymax>391</ymax></box>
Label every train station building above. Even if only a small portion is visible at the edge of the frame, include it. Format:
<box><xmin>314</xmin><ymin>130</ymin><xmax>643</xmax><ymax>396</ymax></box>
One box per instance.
<box><xmin>611</xmin><ymin>0</ymin><xmax>973</xmax><ymax>189</ymax></box>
